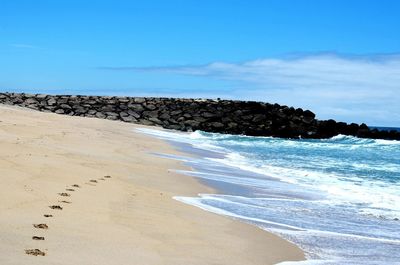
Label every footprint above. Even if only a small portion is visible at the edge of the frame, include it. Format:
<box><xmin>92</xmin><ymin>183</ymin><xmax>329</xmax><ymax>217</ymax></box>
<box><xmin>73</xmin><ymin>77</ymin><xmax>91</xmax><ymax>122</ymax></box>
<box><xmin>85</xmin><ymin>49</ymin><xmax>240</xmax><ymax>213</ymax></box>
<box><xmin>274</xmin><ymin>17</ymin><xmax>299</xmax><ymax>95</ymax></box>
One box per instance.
<box><xmin>66</xmin><ymin>188</ymin><xmax>75</xmax><ymax>192</ymax></box>
<box><xmin>58</xmin><ymin>193</ymin><xmax>70</xmax><ymax>197</ymax></box>
<box><xmin>49</xmin><ymin>205</ymin><xmax>63</xmax><ymax>210</ymax></box>
<box><xmin>58</xmin><ymin>200</ymin><xmax>71</xmax><ymax>204</ymax></box>
<box><xmin>25</xmin><ymin>249</ymin><xmax>46</xmax><ymax>256</ymax></box>
<box><xmin>33</xmin><ymin>224</ymin><xmax>48</xmax><ymax>229</ymax></box>
<box><xmin>72</xmin><ymin>184</ymin><xmax>80</xmax><ymax>188</ymax></box>
<box><xmin>32</xmin><ymin>236</ymin><xmax>45</xmax><ymax>240</ymax></box>
<box><xmin>44</xmin><ymin>214</ymin><xmax>53</xmax><ymax>218</ymax></box>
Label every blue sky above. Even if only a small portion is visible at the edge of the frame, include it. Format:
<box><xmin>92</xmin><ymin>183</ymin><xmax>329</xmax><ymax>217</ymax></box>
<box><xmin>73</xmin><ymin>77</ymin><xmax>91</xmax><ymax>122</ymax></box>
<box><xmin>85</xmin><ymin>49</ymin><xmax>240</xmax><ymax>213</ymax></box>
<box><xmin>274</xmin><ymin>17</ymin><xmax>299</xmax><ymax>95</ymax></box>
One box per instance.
<box><xmin>1</xmin><ymin>0</ymin><xmax>400</xmax><ymax>126</ymax></box>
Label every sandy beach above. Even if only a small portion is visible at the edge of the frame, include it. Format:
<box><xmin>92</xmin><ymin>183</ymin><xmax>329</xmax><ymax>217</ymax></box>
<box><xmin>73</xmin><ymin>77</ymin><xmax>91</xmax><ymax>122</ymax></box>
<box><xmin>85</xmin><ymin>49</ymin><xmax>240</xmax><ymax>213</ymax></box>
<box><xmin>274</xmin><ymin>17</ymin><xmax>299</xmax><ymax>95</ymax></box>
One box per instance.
<box><xmin>0</xmin><ymin>104</ymin><xmax>304</xmax><ymax>265</ymax></box>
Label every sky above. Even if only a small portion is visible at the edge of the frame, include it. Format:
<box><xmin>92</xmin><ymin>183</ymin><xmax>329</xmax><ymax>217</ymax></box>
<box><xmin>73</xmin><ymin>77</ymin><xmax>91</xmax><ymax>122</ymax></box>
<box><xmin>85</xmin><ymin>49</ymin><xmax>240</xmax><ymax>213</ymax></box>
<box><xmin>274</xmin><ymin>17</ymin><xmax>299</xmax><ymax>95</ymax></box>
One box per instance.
<box><xmin>1</xmin><ymin>0</ymin><xmax>399</xmax><ymax>126</ymax></box>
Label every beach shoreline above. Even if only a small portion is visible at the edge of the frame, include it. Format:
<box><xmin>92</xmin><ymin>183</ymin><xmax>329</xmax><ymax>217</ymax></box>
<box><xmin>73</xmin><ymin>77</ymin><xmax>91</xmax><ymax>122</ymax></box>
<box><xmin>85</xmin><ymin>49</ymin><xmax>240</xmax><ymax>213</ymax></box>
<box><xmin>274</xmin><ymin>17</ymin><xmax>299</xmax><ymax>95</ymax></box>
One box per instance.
<box><xmin>0</xmin><ymin>104</ymin><xmax>305</xmax><ymax>265</ymax></box>
<box><xmin>143</xmin><ymin>124</ymin><xmax>400</xmax><ymax>264</ymax></box>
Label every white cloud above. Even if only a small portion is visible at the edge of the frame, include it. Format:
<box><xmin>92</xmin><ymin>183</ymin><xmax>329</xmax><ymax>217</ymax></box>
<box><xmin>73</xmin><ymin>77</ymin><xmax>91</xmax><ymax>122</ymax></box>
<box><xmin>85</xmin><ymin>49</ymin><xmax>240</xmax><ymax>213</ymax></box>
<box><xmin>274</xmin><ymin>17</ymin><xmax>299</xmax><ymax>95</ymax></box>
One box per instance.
<box><xmin>10</xmin><ymin>43</ymin><xmax>38</xmax><ymax>49</ymax></box>
<box><xmin>102</xmin><ymin>54</ymin><xmax>400</xmax><ymax>126</ymax></box>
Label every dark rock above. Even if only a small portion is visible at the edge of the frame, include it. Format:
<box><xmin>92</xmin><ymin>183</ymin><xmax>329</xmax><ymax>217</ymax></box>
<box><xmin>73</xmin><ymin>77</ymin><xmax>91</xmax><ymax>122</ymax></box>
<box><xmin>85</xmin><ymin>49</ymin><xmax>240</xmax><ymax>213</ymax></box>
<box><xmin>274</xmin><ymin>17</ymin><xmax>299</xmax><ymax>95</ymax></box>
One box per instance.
<box><xmin>201</xmin><ymin>112</ymin><xmax>216</xmax><ymax>118</ymax></box>
<box><xmin>210</xmin><ymin>122</ymin><xmax>224</xmax><ymax>129</ymax></box>
<box><xmin>106</xmin><ymin>115</ymin><xmax>118</xmax><ymax>120</ymax></box>
<box><xmin>25</xmin><ymin>98</ymin><xmax>38</xmax><ymax>105</ymax></box>
<box><xmin>139</xmin><ymin>120</ymin><xmax>155</xmax><ymax>126</ymax></box>
<box><xmin>73</xmin><ymin>106</ymin><xmax>86</xmax><ymax>114</ymax></box>
<box><xmin>148</xmin><ymin>117</ymin><xmax>163</xmax><ymax>125</ymax></box>
<box><xmin>60</xmin><ymin>104</ymin><xmax>71</xmax><ymax>109</ymax></box>
<box><xmin>120</xmin><ymin>111</ymin><xmax>129</xmax><ymax>117</ymax></box>
<box><xmin>303</xmin><ymin>110</ymin><xmax>315</xmax><ymax>119</ymax></box>
<box><xmin>95</xmin><ymin>112</ymin><xmax>106</xmax><ymax>119</ymax></box>
<box><xmin>227</xmin><ymin>122</ymin><xmax>238</xmax><ymax>128</ymax></box>
<box><xmin>346</xmin><ymin>123</ymin><xmax>360</xmax><ymax>135</ymax></box>
<box><xmin>184</xmin><ymin>120</ymin><xmax>201</xmax><ymax>128</ymax></box>
<box><xmin>127</xmin><ymin>110</ymin><xmax>141</xmax><ymax>118</ymax></box>
<box><xmin>252</xmin><ymin>114</ymin><xmax>266</xmax><ymax>123</ymax></box>
<box><xmin>168</xmin><ymin>124</ymin><xmax>182</xmax><ymax>130</ymax></box>
<box><xmin>118</xmin><ymin>97</ymin><xmax>130</xmax><ymax>103</ymax></box>
<box><xmin>170</xmin><ymin>110</ymin><xmax>182</xmax><ymax>115</ymax></box>
<box><xmin>242</xmin><ymin>115</ymin><xmax>253</xmax><ymax>121</ymax></box>
<box><xmin>143</xmin><ymin>111</ymin><xmax>159</xmax><ymax>118</ymax></box>
<box><xmin>128</xmin><ymin>103</ymin><xmax>144</xmax><ymax>112</ymax></box>
<box><xmin>47</xmin><ymin>98</ymin><xmax>57</xmax><ymax>106</ymax></box>
<box><xmin>121</xmin><ymin>115</ymin><xmax>137</xmax><ymax>122</ymax></box>
<box><xmin>144</xmin><ymin>104</ymin><xmax>157</xmax><ymax>110</ymax></box>
<box><xmin>302</xmin><ymin>115</ymin><xmax>315</xmax><ymax>124</ymax></box>
<box><xmin>159</xmin><ymin>112</ymin><xmax>170</xmax><ymax>120</ymax></box>
<box><xmin>36</xmin><ymin>94</ymin><xmax>47</xmax><ymax>99</ymax></box>
<box><xmin>134</xmin><ymin>98</ymin><xmax>145</xmax><ymax>103</ymax></box>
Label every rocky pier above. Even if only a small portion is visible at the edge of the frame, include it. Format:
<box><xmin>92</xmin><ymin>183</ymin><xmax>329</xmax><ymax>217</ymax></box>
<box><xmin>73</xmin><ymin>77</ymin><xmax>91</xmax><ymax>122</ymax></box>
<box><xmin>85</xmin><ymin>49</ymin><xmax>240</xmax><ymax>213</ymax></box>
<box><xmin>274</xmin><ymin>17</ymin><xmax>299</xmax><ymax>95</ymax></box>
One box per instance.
<box><xmin>0</xmin><ymin>92</ymin><xmax>399</xmax><ymax>140</ymax></box>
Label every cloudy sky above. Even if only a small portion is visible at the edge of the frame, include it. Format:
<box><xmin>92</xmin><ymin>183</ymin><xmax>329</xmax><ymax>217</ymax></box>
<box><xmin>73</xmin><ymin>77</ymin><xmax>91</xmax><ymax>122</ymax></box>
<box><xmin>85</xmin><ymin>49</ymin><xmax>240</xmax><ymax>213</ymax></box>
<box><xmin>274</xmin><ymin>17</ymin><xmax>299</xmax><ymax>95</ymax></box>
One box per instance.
<box><xmin>1</xmin><ymin>0</ymin><xmax>399</xmax><ymax>126</ymax></box>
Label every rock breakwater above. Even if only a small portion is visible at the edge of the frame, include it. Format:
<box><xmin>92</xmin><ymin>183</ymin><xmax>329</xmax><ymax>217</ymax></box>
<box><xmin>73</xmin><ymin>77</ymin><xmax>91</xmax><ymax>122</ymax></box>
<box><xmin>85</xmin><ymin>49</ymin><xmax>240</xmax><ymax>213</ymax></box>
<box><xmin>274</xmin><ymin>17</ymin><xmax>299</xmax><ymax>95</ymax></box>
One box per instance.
<box><xmin>0</xmin><ymin>92</ymin><xmax>398</xmax><ymax>140</ymax></box>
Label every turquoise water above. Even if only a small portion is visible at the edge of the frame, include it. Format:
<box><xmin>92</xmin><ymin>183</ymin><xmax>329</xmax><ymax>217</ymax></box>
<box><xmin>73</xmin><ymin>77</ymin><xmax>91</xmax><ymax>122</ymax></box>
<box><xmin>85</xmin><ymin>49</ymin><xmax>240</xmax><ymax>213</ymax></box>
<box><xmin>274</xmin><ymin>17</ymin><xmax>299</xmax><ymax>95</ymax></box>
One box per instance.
<box><xmin>138</xmin><ymin>128</ymin><xmax>400</xmax><ymax>264</ymax></box>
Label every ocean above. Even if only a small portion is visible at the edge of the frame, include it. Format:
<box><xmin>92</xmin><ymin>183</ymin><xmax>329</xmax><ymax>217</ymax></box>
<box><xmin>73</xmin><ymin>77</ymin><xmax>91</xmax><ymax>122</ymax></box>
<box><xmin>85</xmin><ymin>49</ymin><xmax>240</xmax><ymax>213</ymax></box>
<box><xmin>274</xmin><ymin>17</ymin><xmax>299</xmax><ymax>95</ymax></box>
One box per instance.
<box><xmin>138</xmin><ymin>128</ymin><xmax>400</xmax><ymax>264</ymax></box>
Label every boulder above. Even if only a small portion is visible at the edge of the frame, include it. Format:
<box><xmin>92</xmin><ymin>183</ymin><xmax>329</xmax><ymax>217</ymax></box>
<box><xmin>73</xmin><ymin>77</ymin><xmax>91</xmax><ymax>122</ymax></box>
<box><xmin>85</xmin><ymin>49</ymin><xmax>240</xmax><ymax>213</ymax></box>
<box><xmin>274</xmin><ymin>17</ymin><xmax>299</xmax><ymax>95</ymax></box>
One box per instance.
<box><xmin>170</xmin><ymin>110</ymin><xmax>182</xmax><ymax>116</ymax></box>
<box><xmin>184</xmin><ymin>120</ymin><xmax>201</xmax><ymax>128</ymax></box>
<box><xmin>144</xmin><ymin>104</ymin><xmax>157</xmax><ymax>110</ymax></box>
<box><xmin>95</xmin><ymin>112</ymin><xmax>106</xmax><ymax>119</ymax></box>
<box><xmin>121</xmin><ymin>115</ymin><xmax>137</xmax><ymax>122</ymax></box>
<box><xmin>128</xmin><ymin>104</ymin><xmax>144</xmax><ymax>112</ymax></box>
<box><xmin>252</xmin><ymin>114</ymin><xmax>266</xmax><ymax>123</ymax></box>
<box><xmin>148</xmin><ymin>117</ymin><xmax>163</xmax><ymax>125</ymax></box>
<box><xmin>210</xmin><ymin>122</ymin><xmax>224</xmax><ymax>129</ymax></box>
<box><xmin>159</xmin><ymin>113</ymin><xmax>171</xmax><ymax>120</ymax></box>
<box><xmin>25</xmin><ymin>98</ymin><xmax>38</xmax><ymax>105</ymax></box>
<box><xmin>201</xmin><ymin>112</ymin><xmax>216</xmax><ymax>118</ymax></box>
<box><xmin>134</xmin><ymin>98</ymin><xmax>145</xmax><ymax>103</ymax></box>
<box><xmin>60</xmin><ymin>104</ymin><xmax>72</xmax><ymax>110</ymax></box>
<box><xmin>127</xmin><ymin>110</ymin><xmax>141</xmax><ymax>118</ymax></box>
<box><xmin>47</xmin><ymin>98</ymin><xmax>57</xmax><ymax>106</ymax></box>
<box><xmin>142</xmin><ymin>111</ymin><xmax>159</xmax><ymax>118</ymax></box>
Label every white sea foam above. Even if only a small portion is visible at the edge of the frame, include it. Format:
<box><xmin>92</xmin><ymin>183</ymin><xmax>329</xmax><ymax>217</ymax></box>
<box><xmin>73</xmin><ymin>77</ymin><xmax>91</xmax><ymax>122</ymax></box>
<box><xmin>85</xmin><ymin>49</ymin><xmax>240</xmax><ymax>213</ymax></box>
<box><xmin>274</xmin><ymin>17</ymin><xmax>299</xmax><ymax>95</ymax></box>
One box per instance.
<box><xmin>136</xmin><ymin>127</ymin><xmax>227</xmax><ymax>153</ymax></box>
<box><xmin>175</xmin><ymin>194</ymin><xmax>400</xmax><ymax>264</ymax></box>
<box><xmin>174</xmin><ymin>195</ymin><xmax>305</xmax><ymax>231</ymax></box>
<box><xmin>207</xmin><ymin>153</ymin><xmax>400</xmax><ymax>219</ymax></box>
<box><xmin>137</xmin><ymin>128</ymin><xmax>400</xmax><ymax>263</ymax></box>
<box><xmin>139</xmin><ymin>127</ymin><xmax>400</xmax><ymax>218</ymax></box>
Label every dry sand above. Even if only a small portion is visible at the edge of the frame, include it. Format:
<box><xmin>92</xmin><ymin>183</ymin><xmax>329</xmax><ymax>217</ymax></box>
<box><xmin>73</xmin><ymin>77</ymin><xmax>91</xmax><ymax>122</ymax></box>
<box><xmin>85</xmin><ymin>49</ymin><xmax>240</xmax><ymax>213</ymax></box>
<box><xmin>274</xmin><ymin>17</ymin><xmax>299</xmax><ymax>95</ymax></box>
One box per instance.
<box><xmin>0</xmin><ymin>105</ymin><xmax>305</xmax><ymax>265</ymax></box>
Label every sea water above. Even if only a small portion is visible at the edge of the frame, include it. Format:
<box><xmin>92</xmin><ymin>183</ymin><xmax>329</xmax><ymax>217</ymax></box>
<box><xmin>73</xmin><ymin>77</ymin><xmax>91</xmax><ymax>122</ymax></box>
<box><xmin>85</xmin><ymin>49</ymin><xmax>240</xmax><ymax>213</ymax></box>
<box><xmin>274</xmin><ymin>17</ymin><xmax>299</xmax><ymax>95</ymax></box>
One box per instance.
<box><xmin>137</xmin><ymin>128</ymin><xmax>400</xmax><ymax>264</ymax></box>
